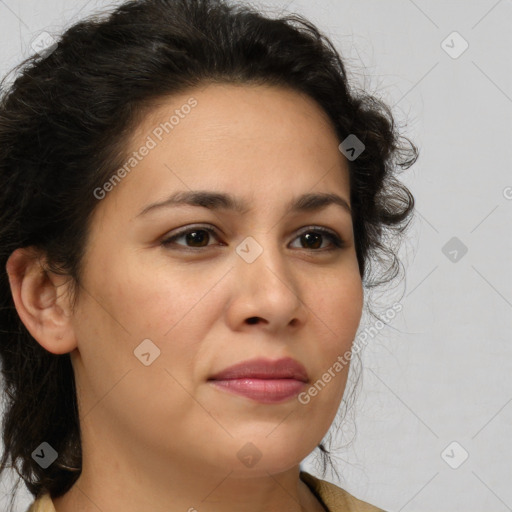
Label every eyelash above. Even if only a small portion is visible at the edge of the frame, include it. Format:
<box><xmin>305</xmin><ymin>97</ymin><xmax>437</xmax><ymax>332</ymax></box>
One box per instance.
<box><xmin>160</xmin><ymin>225</ymin><xmax>345</xmax><ymax>252</ymax></box>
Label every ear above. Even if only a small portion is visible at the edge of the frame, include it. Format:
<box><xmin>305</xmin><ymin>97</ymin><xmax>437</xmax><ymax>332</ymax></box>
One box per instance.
<box><xmin>5</xmin><ymin>247</ymin><xmax>78</xmax><ymax>355</ymax></box>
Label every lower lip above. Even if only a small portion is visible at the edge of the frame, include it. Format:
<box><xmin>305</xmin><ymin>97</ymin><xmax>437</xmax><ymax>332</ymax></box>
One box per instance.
<box><xmin>209</xmin><ymin>378</ymin><xmax>306</xmax><ymax>404</ymax></box>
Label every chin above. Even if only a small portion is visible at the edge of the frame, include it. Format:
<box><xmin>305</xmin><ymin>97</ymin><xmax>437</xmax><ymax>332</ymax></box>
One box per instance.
<box><xmin>219</xmin><ymin>435</ymin><xmax>316</xmax><ymax>477</ymax></box>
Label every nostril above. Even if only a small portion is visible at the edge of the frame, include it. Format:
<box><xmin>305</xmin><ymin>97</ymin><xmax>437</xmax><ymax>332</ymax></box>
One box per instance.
<box><xmin>246</xmin><ymin>317</ymin><xmax>260</xmax><ymax>325</ymax></box>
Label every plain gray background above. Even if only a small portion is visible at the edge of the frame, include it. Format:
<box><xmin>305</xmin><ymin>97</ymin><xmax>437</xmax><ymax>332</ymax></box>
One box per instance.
<box><xmin>0</xmin><ymin>1</ymin><xmax>511</xmax><ymax>511</ymax></box>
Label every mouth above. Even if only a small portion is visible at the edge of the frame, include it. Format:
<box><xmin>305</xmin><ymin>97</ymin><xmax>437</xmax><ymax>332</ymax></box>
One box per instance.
<box><xmin>208</xmin><ymin>357</ymin><xmax>309</xmax><ymax>404</ymax></box>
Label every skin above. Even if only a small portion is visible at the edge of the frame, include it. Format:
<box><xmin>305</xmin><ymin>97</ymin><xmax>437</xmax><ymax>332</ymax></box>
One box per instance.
<box><xmin>7</xmin><ymin>83</ymin><xmax>363</xmax><ymax>512</ymax></box>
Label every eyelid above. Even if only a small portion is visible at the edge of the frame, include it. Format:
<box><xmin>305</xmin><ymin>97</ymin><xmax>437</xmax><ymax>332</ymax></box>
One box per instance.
<box><xmin>291</xmin><ymin>226</ymin><xmax>345</xmax><ymax>249</ymax></box>
<box><xmin>161</xmin><ymin>223</ymin><xmax>346</xmax><ymax>250</ymax></box>
<box><xmin>161</xmin><ymin>224</ymin><xmax>221</xmax><ymax>249</ymax></box>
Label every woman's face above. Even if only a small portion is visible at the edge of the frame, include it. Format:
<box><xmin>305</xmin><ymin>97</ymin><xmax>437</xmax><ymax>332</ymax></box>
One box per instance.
<box><xmin>69</xmin><ymin>83</ymin><xmax>363</xmax><ymax>479</ymax></box>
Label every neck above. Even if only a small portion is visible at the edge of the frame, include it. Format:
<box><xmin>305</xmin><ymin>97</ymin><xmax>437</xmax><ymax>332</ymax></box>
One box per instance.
<box><xmin>52</xmin><ymin>428</ymin><xmax>325</xmax><ymax>512</ymax></box>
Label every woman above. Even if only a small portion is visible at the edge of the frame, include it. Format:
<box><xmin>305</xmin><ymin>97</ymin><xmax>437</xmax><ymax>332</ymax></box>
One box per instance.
<box><xmin>0</xmin><ymin>0</ymin><xmax>417</xmax><ymax>511</ymax></box>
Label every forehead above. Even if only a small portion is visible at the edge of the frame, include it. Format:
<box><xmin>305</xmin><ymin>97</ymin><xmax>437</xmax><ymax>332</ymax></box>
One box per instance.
<box><xmin>143</xmin><ymin>82</ymin><xmax>337</xmax><ymax>132</ymax></box>
<box><xmin>134</xmin><ymin>83</ymin><xmax>342</xmax><ymax>162</ymax></box>
<box><xmin>96</xmin><ymin>83</ymin><xmax>350</xmax><ymax>218</ymax></box>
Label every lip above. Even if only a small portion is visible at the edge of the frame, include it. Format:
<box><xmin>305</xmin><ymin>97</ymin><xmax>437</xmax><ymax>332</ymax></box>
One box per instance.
<box><xmin>208</xmin><ymin>357</ymin><xmax>309</xmax><ymax>404</ymax></box>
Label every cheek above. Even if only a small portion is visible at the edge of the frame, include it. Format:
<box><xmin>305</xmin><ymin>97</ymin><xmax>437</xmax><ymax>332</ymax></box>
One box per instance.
<box><xmin>315</xmin><ymin>272</ymin><xmax>363</xmax><ymax>340</ymax></box>
<box><xmin>88</xmin><ymin>257</ymin><xmax>208</xmax><ymax>338</ymax></box>
<box><xmin>71</xmin><ymin>272</ymin><xmax>207</xmax><ymax>435</ymax></box>
<box><xmin>81</xmin><ymin>258</ymin><xmax>220</xmax><ymax>384</ymax></box>
<box><xmin>75</xmin><ymin>244</ymin><xmax>228</xmax><ymax>378</ymax></box>
<box><xmin>306</xmin><ymin>272</ymin><xmax>362</xmax><ymax>405</ymax></box>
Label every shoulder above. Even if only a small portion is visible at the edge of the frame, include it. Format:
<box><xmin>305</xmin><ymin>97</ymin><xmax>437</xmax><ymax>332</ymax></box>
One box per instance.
<box><xmin>300</xmin><ymin>471</ymin><xmax>387</xmax><ymax>512</ymax></box>
<box><xmin>26</xmin><ymin>476</ymin><xmax>386</xmax><ymax>512</ymax></box>
<box><xmin>25</xmin><ymin>493</ymin><xmax>56</xmax><ymax>512</ymax></box>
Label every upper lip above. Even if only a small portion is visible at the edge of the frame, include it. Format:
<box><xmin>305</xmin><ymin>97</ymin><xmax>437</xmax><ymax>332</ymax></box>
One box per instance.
<box><xmin>209</xmin><ymin>357</ymin><xmax>309</xmax><ymax>382</ymax></box>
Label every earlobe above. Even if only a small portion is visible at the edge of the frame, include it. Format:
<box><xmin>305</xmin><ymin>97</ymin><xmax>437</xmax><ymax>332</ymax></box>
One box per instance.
<box><xmin>5</xmin><ymin>247</ymin><xmax>77</xmax><ymax>355</ymax></box>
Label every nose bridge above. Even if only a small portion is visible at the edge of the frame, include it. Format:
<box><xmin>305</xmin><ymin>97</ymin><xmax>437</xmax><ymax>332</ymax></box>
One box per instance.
<box><xmin>233</xmin><ymin>233</ymin><xmax>300</xmax><ymax>305</ymax></box>
<box><xmin>222</xmin><ymin>224</ymin><xmax>312</xmax><ymax>333</ymax></box>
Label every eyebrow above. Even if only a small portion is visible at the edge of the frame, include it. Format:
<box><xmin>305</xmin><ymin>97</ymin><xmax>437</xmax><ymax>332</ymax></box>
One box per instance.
<box><xmin>137</xmin><ymin>190</ymin><xmax>352</xmax><ymax>217</ymax></box>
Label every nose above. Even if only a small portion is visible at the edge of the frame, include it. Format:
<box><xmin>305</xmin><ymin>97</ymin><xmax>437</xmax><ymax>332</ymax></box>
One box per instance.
<box><xmin>224</xmin><ymin>236</ymin><xmax>308</xmax><ymax>333</ymax></box>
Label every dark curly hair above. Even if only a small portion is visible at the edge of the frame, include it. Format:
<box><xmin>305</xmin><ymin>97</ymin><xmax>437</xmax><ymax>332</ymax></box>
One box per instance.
<box><xmin>0</xmin><ymin>0</ymin><xmax>417</xmax><ymax>508</ymax></box>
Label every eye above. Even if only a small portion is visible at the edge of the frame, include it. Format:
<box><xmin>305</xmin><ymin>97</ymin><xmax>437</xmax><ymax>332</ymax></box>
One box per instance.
<box><xmin>160</xmin><ymin>225</ymin><xmax>345</xmax><ymax>251</ymax></box>
<box><xmin>289</xmin><ymin>227</ymin><xmax>345</xmax><ymax>251</ymax></box>
<box><xmin>161</xmin><ymin>225</ymin><xmax>220</xmax><ymax>249</ymax></box>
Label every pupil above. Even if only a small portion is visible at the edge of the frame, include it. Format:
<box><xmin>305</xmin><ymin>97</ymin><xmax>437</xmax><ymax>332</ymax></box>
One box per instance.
<box><xmin>303</xmin><ymin>232</ymin><xmax>321</xmax><ymax>249</ymax></box>
<box><xmin>184</xmin><ymin>231</ymin><xmax>323</xmax><ymax>248</ymax></box>
<box><xmin>187</xmin><ymin>230</ymin><xmax>208</xmax><ymax>246</ymax></box>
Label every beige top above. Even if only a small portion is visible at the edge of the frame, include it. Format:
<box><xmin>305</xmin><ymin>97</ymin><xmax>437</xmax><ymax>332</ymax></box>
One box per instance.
<box><xmin>26</xmin><ymin>471</ymin><xmax>386</xmax><ymax>512</ymax></box>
